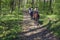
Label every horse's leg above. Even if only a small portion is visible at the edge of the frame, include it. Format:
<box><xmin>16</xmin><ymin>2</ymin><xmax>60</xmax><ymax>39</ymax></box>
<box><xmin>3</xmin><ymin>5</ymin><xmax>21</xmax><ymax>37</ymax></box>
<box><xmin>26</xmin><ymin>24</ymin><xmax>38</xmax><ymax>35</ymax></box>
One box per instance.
<box><xmin>33</xmin><ymin>17</ymin><xmax>36</xmax><ymax>25</ymax></box>
<box><xmin>34</xmin><ymin>20</ymin><xmax>37</xmax><ymax>26</ymax></box>
<box><xmin>33</xmin><ymin>14</ymin><xmax>37</xmax><ymax>25</ymax></box>
<box><xmin>30</xmin><ymin>13</ymin><xmax>32</xmax><ymax>19</ymax></box>
<box><xmin>34</xmin><ymin>18</ymin><xmax>37</xmax><ymax>26</ymax></box>
<box><xmin>37</xmin><ymin>20</ymin><xmax>39</xmax><ymax>25</ymax></box>
<box><xmin>35</xmin><ymin>18</ymin><xmax>39</xmax><ymax>26</ymax></box>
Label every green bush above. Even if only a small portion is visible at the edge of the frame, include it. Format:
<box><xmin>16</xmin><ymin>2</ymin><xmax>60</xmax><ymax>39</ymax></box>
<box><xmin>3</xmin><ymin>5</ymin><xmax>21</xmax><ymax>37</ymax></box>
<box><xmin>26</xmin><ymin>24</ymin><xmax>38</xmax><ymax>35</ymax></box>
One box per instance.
<box><xmin>0</xmin><ymin>20</ymin><xmax>22</xmax><ymax>40</ymax></box>
<box><xmin>0</xmin><ymin>14</ymin><xmax>23</xmax><ymax>40</ymax></box>
<box><xmin>51</xmin><ymin>21</ymin><xmax>60</xmax><ymax>38</ymax></box>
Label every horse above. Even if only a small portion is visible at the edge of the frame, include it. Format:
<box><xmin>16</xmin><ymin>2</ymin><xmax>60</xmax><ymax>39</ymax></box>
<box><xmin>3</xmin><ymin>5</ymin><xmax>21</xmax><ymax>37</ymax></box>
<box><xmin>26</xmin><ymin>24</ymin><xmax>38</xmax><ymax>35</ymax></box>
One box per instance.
<box><xmin>33</xmin><ymin>11</ymin><xmax>40</xmax><ymax>25</ymax></box>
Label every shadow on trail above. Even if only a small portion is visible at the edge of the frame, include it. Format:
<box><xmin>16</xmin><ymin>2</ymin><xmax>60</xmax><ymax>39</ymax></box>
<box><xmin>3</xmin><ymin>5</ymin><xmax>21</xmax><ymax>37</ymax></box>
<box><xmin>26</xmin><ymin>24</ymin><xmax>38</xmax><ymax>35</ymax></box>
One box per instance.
<box><xmin>19</xmin><ymin>20</ymin><xmax>51</xmax><ymax>34</ymax></box>
<box><xmin>15</xmin><ymin>11</ymin><xmax>59</xmax><ymax>40</ymax></box>
<box><xmin>16</xmin><ymin>20</ymin><xmax>58</xmax><ymax>40</ymax></box>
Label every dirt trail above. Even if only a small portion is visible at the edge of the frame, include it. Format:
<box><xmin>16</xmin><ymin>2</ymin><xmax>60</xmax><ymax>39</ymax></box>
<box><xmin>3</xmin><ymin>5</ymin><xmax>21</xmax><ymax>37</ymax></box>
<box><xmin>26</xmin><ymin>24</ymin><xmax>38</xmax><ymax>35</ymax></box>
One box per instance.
<box><xmin>18</xmin><ymin>12</ymin><xmax>58</xmax><ymax>40</ymax></box>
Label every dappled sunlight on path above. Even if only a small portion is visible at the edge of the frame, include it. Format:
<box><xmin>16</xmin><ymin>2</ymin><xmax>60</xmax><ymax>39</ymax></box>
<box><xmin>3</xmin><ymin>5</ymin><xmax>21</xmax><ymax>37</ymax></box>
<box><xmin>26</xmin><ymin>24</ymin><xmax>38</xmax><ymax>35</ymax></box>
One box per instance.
<box><xmin>17</xmin><ymin>12</ymin><xmax>58</xmax><ymax>40</ymax></box>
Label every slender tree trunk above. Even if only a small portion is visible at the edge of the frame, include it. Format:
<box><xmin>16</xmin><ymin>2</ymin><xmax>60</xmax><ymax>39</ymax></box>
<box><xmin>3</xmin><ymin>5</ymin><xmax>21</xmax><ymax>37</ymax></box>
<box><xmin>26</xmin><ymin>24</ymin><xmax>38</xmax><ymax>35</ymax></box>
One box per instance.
<box><xmin>18</xmin><ymin>0</ymin><xmax>21</xmax><ymax>13</ymax></box>
<box><xmin>0</xmin><ymin>0</ymin><xmax>1</xmax><ymax>15</ymax></box>
<box><xmin>38</xmin><ymin>0</ymin><xmax>40</xmax><ymax>7</ymax></box>
<box><xmin>49</xmin><ymin>0</ymin><xmax>53</xmax><ymax>13</ymax></box>
<box><xmin>0</xmin><ymin>0</ymin><xmax>1</xmax><ymax>10</ymax></box>
<box><xmin>10</xmin><ymin>0</ymin><xmax>16</xmax><ymax>13</ymax></box>
<box><xmin>18</xmin><ymin>0</ymin><xmax>20</xmax><ymax>9</ymax></box>
<box><xmin>32</xmin><ymin>0</ymin><xmax>34</xmax><ymax>8</ymax></box>
<box><xmin>47</xmin><ymin>0</ymin><xmax>49</xmax><ymax>7</ymax></box>
<box><xmin>43</xmin><ymin>0</ymin><xmax>46</xmax><ymax>10</ymax></box>
<box><xmin>49</xmin><ymin>0</ymin><xmax>52</xmax><ymax>9</ymax></box>
<box><xmin>39</xmin><ymin>0</ymin><xmax>40</xmax><ymax>9</ymax></box>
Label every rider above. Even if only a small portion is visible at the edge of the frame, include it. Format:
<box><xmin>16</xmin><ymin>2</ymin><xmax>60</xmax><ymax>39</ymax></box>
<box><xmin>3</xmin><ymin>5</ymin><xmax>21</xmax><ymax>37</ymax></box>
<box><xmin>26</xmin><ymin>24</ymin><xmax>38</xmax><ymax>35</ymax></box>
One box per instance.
<box><xmin>34</xmin><ymin>7</ymin><xmax>39</xmax><ymax>14</ymax></box>
<box><xmin>28</xmin><ymin>7</ymin><xmax>33</xmax><ymax>19</ymax></box>
<box><xmin>33</xmin><ymin>7</ymin><xmax>40</xmax><ymax>25</ymax></box>
<box><xmin>33</xmin><ymin>7</ymin><xmax>39</xmax><ymax>19</ymax></box>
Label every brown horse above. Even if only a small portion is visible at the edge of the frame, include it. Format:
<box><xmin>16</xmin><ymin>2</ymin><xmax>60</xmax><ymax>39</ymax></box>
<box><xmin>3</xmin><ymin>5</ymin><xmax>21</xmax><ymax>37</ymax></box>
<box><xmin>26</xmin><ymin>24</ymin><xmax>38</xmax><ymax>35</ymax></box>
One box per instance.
<box><xmin>33</xmin><ymin>11</ymin><xmax>40</xmax><ymax>25</ymax></box>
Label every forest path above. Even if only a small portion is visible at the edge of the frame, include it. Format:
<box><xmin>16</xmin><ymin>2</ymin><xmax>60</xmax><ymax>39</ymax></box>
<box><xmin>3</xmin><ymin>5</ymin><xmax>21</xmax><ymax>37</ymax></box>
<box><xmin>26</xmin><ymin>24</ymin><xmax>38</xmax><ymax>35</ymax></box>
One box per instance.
<box><xmin>18</xmin><ymin>12</ymin><xmax>58</xmax><ymax>40</ymax></box>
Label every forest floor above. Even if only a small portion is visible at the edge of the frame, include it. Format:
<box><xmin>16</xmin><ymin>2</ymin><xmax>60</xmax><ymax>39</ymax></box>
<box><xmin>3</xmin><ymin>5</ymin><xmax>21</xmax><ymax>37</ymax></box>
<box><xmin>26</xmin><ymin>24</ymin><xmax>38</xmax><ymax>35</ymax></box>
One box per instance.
<box><xmin>17</xmin><ymin>12</ymin><xmax>59</xmax><ymax>40</ymax></box>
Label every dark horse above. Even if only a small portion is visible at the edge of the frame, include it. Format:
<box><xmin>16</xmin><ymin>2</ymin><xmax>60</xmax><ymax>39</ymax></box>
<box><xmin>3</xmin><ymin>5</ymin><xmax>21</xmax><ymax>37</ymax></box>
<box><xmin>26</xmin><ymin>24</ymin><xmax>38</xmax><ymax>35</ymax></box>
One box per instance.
<box><xmin>33</xmin><ymin>11</ymin><xmax>40</xmax><ymax>25</ymax></box>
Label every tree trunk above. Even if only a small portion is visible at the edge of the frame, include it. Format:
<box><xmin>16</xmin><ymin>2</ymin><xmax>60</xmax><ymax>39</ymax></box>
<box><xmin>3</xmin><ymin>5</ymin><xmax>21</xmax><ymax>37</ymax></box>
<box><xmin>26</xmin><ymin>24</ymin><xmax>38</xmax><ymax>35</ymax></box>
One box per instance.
<box><xmin>49</xmin><ymin>0</ymin><xmax>52</xmax><ymax>9</ymax></box>
<box><xmin>18</xmin><ymin>0</ymin><xmax>21</xmax><ymax>13</ymax></box>
<box><xmin>18</xmin><ymin>0</ymin><xmax>20</xmax><ymax>9</ymax></box>
<box><xmin>49</xmin><ymin>0</ymin><xmax>53</xmax><ymax>13</ymax></box>
<box><xmin>0</xmin><ymin>0</ymin><xmax>1</xmax><ymax>10</ymax></box>
<box><xmin>43</xmin><ymin>0</ymin><xmax>46</xmax><ymax>10</ymax></box>
<box><xmin>10</xmin><ymin>0</ymin><xmax>16</xmax><ymax>13</ymax></box>
<box><xmin>0</xmin><ymin>0</ymin><xmax>1</xmax><ymax>15</ymax></box>
<box><xmin>32</xmin><ymin>0</ymin><xmax>34</xmax><ymax>8</ymax></box>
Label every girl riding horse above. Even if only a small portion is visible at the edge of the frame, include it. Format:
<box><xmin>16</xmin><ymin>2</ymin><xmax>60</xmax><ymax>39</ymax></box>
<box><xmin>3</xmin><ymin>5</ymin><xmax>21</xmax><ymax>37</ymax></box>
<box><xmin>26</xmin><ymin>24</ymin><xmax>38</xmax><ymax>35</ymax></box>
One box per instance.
<box><xmin>33</xmin><ymin>8</ymin><xmax>40</xmax><ymax>25</ymax></box>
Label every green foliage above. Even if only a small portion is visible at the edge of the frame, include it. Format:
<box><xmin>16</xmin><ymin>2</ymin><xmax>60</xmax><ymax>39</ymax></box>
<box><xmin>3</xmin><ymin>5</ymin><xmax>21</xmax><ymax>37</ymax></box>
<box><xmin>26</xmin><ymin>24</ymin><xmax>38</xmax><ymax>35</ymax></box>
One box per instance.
<box><xmin>0</xmin><ymin>14</ymin><xmax>23</xmax><ymax>40</ymax></box>
<box><xmin>0</xmin><ymin>0</ymin><xmax>60</xmax><ymax>39</ymax></box>
<box><xmin>0</xmin><ymin>0</ymin><xmax>23</xmax><ymax>39</ymax></box>
<box><xmin>51</xmin><ymin>22</ymin><xmax>60</xmax><ymax>37</ymax></box>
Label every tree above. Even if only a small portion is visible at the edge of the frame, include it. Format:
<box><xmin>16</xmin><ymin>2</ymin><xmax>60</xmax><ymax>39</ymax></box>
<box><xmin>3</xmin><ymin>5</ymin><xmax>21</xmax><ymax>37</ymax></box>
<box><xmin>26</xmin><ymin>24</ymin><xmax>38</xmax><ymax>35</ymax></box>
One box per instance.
<box><xmin>0</xmin><ymin>0</ymin><xmax>1</xmax><ymax>10</ymax></box>
<box><xmin>49</xmin><ymin>0</ymin><xmax>53</xmax><ymax>13</ymax></box>
<box><xmin>10</xmin><ymin>0</ymin><xmax>16</xmax><ymax>13</ymax></box>
<box><xmin>18</xmin><ymin>0</ymin><xmax>20</xmax><ymax>9</ymax></box>
<box><xmin>31</xmin><ymin>0</ymin><xmax>34</xmax><ymax>8</ymax></box>
<box><xmin>43</xmin><ymin>0</ymin><xmax>46</xmax><ymax>10</ymax></box>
